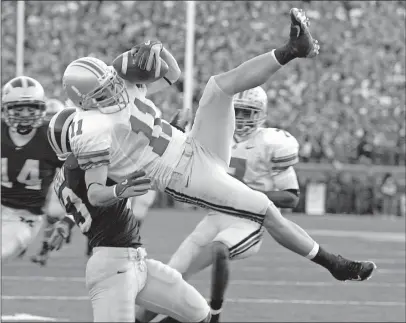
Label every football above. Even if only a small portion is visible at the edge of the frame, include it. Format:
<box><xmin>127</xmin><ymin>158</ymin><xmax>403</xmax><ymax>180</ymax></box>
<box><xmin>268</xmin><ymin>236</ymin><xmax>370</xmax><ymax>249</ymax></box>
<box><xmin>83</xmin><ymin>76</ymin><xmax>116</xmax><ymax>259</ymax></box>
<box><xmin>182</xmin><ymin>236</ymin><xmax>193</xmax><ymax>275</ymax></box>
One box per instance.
<box><xmin>112</xmin><ymin>50</ymin><xmax>169</xmax><ymax>84</ymax></box>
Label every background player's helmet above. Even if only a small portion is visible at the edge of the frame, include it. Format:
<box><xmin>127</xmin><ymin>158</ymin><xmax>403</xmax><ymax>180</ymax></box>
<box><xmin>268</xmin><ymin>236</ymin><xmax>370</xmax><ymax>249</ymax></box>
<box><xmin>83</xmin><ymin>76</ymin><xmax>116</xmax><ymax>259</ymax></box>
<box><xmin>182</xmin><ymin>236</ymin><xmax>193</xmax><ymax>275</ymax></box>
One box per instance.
<box><xmin>47</xmin><ymin>108</ymin><xmax>76</xmax><ymax>160</ymax></box>
<box><xmin>232</xmin><ymin>86</ymin><xmax>268</xmax><ymax>137</ymax></box>
<box><xmin>2</xmin><ymin>76</ymin><xmax>46</xmax><ymax>134</ymax></box>
<box><xmin>45</xmin><ymin>98</ymin><xmax>65</xmax><ymax>120</ymax></box>
<box><xmin>62</xmin><ymin>57</ymin><xmax>129</xmax><ymax>114</ymax></box>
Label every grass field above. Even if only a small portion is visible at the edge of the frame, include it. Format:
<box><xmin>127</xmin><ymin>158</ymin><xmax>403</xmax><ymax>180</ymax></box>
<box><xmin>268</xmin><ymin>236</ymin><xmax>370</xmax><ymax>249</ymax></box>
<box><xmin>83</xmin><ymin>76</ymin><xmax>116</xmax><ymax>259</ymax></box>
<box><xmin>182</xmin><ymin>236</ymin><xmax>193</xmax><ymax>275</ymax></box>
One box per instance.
<box><xmin>1</xmin><ymin>209</ymin><xmax>405</xmax><ymax>322</ymax></box>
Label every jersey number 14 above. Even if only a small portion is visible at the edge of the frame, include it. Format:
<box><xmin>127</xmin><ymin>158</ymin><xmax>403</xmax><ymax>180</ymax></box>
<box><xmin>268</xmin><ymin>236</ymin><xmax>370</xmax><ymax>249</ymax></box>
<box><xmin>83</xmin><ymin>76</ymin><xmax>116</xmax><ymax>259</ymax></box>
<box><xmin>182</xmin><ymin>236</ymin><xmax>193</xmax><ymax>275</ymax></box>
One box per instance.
<box><xmin>1</xmin><ymin>158</ymin><xmax>41</xmax><ymax>190</ymax></box>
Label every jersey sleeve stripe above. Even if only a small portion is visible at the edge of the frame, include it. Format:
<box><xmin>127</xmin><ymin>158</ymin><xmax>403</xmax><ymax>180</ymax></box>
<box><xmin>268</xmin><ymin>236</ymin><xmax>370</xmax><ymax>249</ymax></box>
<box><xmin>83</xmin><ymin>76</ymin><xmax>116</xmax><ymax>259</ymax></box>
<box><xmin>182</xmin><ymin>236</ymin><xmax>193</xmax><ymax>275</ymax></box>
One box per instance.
<box><xmin>76</xmin><ymin>149</ymin><xmax>110</xmax><ymax>159</ymax></box>
<box><xmin>272</xmin><ymin>154</ymin><xmax>299</xmax><ymax>168</ymax></box>
<box><xmin>77</xmin><ymin>154</ymin><xmax>109</xmax><ymax>164</ymax></box>
<box><xmin>272</xmin><ymin>153</ymin><xmax>298</xmax><ymax>163</ymax></box>
<box><xmin>78</xmin><ymin>159</ymin><xmax>110</xmax><ymax>170</ymax></box>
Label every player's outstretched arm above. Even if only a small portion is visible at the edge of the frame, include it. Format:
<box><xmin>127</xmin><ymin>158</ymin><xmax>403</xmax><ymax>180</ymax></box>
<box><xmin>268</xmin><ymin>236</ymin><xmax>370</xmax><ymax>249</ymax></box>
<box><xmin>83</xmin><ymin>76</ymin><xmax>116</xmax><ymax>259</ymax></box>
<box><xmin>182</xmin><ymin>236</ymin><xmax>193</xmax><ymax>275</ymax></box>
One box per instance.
<box><xmin>147</xmin><ymin>46</ymin><xmax>182</xmax><ymax>95</ymax></box>
<box><xmin>214</xmin><ymin>8</ymin><xmax>320</xmax><ymax>96</ymax></box>
<box><xmin>86</xmin><ymin>167</ymin><xmax>152</xmax><ymax>207</ymax></box>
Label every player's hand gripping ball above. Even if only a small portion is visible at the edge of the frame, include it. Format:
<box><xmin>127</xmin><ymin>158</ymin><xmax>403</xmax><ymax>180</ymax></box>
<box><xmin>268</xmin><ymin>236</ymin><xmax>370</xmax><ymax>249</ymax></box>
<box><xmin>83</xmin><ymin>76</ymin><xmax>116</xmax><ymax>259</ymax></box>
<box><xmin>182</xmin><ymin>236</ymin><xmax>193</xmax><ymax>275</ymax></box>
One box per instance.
<box><xmin>112</xmin><ymin>40</ymin><xmax>169</xmax><ymax>84</ymax></box>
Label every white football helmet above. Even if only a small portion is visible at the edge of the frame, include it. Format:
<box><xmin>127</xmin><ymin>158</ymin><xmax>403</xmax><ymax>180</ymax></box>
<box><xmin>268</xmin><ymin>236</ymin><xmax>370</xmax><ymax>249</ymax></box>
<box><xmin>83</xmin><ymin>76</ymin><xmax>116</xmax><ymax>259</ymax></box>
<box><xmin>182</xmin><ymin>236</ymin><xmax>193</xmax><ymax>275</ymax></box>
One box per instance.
<box><xmin>2</xmin><ymin>76</ymin><xmax>47</xmax><ymax>134</ymax></box>
<box><xmin>233</xmin><ymin>86</ymin><xmax>268</xmax><ymax>137</ymax></box>
<box><xmin>62</xmin><ymin>57</ymin><xmax>129</xmax><ymax>114</ymax></box>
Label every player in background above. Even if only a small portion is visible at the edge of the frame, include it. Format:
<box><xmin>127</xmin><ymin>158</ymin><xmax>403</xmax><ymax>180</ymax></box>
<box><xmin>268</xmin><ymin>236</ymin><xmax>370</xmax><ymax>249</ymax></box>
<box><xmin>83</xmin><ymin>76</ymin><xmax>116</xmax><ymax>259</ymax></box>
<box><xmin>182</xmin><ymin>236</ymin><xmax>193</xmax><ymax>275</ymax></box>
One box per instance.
<box><xmin>63</xmin><ymin>8</ymin><xmax>375</xmax><ymax>309</ymax></box>
<box><xmin>136</xmin><ymin>87</ymin><xmax>303</xmax><ymax>323</ymax></box>
<box><xmin>30</xmin><ymin>98</ymin><xmax>67</xmax><ymax>265</ymax></box>
<box><xmin>1</xmin><ymin>76</ymin><xmax>63</xmax><ymax>262</ymax></box>
<box><xmin>46</xmin><ymin>108</ymin><xmax>211</xmax><ymax>323</ymax></box>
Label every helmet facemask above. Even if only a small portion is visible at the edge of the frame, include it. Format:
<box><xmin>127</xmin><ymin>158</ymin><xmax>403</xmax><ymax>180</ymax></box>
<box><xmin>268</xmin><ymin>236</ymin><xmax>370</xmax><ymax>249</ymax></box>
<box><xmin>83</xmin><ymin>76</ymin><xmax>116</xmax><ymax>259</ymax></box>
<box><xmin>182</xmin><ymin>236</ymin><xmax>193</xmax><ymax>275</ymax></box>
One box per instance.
<box><xmin>234</xmin><ymin>103</ymin><xmax>266</xmax><ymax>137</ymax></box>
<box><xmin>3</xmin><ymin>101</ymin><xmax>46</xmax><ymax>135</ymax></box>
<box><xmin>81</xmin><ymin>69</ymin><xmax>129</xmax><ymax>114</ymax></box>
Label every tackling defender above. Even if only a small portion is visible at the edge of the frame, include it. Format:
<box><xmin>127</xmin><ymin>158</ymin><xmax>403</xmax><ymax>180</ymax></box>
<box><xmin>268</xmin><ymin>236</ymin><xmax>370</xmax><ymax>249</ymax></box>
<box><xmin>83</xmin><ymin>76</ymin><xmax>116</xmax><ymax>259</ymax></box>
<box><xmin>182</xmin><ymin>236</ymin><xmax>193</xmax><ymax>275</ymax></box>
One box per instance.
<box><xmin>1</xmin><ymin>76</ymin><xmax>63</xmax><ymax>262</ymax></box>
<box><xmin>62</xmin><ymin>8</ymin><xmax>375</xmax><ymax>308</ymax></box>
<box><xmin>47</xmin><ymin>108</ymin><xmax>211</xmax><ymax>323</ymax></box>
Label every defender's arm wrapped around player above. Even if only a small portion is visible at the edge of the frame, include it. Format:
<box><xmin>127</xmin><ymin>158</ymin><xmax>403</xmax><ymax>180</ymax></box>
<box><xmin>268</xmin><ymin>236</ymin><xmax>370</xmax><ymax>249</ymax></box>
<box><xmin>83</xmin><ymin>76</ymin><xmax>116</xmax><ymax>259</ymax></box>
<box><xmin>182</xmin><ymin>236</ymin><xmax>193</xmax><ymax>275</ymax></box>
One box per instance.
<box><xmin>86</xmin><ymin>169</ymin><xmax>151</xmax><ymax>207</ymax></box>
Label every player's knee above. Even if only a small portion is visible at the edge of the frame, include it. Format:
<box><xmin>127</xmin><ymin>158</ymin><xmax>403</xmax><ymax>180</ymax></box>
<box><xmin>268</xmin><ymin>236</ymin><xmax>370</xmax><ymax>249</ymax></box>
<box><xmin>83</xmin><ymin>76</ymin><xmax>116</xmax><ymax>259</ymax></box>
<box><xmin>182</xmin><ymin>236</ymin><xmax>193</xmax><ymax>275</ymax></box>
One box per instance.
<box><xmin>179</xmin><ymin>281</ymin><xmax>211</xmax><ymax>322</ymax></box>
<box><xmin>147</xmin><ymin>259</ymin><xmax>210</xmax><ymax>322</ymax></box>
<box><xmin>211</xmin><ymin>241</ymin><xmax>230</xmax><ymax>261</ymax></box>
<box><xmin>264</xmin><ymin>202</ymin><xmax>287</xmax><ymax>229</ymax></box>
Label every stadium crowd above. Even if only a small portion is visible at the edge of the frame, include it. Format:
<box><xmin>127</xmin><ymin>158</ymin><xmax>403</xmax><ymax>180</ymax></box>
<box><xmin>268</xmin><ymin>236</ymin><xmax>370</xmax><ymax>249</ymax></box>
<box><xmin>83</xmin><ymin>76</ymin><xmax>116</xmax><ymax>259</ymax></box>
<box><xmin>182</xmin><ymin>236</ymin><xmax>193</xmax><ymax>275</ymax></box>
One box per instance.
<box><xmin>2</xmin><ymin>1</ymin><xmax>404</xmax><ymax>166</ymax></box>
<box><xmin>1</xmin><ymin>1</ymin><xmax>405</xmax><ymax>216</ymax></box>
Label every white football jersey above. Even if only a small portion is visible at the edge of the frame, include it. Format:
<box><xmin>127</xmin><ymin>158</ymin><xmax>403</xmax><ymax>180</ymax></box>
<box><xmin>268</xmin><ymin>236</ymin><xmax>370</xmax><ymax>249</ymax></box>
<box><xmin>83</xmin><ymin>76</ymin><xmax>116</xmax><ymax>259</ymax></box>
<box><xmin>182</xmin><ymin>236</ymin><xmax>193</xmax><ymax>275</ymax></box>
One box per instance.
<box><xmin>228</xmin><ymin>127</ymin><xmax>299</xmax><ymax>192</ymax></box>
<box><xmin>69</xmin><ymin>82</ymin><xmax>185</xmax><ymax>185</ymax></box>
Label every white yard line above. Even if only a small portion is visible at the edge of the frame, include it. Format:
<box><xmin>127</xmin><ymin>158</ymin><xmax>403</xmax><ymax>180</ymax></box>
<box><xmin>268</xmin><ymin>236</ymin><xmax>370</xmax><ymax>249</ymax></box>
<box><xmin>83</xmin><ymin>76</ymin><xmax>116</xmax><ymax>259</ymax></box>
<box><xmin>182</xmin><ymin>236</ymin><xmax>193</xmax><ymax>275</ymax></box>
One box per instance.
<box><xmin>2</xmin><ymin>275</ymin><xmax>404</xmax><ymax>288</ymax></box>
<box><xmin>306</xmin><ymin>229</ymin><xmax>405</xmax><ymax>243</ymax></box>
<box><xmin>1</xmin><ymin>313</ymin><xmax>67</xmax><ymax>322</ymax></box>
<box><xmin>1</xmin><ymin>295</ymin><xmax>404</xmax><ymax>307</ymax></box>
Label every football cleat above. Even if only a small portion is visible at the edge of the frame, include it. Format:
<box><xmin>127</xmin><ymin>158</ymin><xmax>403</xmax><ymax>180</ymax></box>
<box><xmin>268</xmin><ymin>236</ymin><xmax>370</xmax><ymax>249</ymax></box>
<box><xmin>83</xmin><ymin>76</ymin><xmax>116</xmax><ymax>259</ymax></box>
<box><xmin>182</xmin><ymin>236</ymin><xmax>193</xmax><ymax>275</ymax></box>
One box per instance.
<box><xmin>329</xmin><ymin>255</ymin><xmax>377</xmax><ymax>282</ymax></box>
<box><xmin>288</xmin><ymin>8</ymin><xmax>320</xmax><ymax>58</ymax></box>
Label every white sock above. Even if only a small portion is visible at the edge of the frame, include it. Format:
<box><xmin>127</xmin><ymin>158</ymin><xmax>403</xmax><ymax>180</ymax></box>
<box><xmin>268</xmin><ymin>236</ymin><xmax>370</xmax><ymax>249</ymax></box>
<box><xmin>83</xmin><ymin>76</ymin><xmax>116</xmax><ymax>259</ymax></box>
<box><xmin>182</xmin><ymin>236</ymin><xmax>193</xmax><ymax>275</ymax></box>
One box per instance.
<box><xmin>211</xmin><ymin>308</ymin><xmax>222</xmax><ymax>315</ymax></box>
<box><xmin>305</xmin><ymin>242</ymin><xmax>319</xmax><ymax>260</ymax></box>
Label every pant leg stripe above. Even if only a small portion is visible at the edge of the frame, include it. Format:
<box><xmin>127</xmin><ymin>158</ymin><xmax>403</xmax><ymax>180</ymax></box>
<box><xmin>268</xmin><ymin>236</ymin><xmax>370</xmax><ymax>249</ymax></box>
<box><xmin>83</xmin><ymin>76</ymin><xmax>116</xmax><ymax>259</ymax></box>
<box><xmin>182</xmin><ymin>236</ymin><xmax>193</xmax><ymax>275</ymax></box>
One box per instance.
<box><xmin>165</xmin><ymin>188</ymin><xmax>265</xmax><ymax>224</ymax></box>
<box><xmin>229</xmin><ymin>227</ymin><xmax>262</xmax><ymax>252</ymax></box>
<box><xmin>230</xmin><ymin>237</ymin><xmax>262</xmax><ymax>259</ymax></box>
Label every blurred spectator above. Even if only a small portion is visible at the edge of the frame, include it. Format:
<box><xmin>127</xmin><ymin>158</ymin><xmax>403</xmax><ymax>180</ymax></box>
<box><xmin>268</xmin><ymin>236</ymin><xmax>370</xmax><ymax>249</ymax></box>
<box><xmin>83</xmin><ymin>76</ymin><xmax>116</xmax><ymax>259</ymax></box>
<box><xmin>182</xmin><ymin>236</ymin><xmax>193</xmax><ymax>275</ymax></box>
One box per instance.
<box><xmin>353</xmin><ymin>174</ymin><xmax>375</xmax><ymax>215</ymax></box>
<box><xmin>336</xmin><ymin>171</ymin><xmax>356</xmax><ymax>214</ymax></box>
<box><xmin>299</xmin><ymin>134</ymin><xmax>313</xmax><ymax>163</ymax></box>
<box><xmin>325</xmin><ymin>172</ymin><xmax>341</xmax><ymax>213</ymax></box>
<box><xmin>356</xmin><ymin>131</ymin><xmax>374</xmax><ymax>163</ymax></box>
<box><xmin>380</xmin><ymin>173</ymin><xmax>399</xmax><ymax>216</ymax></box>
<box><xmin>1</xmin><ymin>1</ymin><xmax>405</xmax><ymax>166</ymax></box>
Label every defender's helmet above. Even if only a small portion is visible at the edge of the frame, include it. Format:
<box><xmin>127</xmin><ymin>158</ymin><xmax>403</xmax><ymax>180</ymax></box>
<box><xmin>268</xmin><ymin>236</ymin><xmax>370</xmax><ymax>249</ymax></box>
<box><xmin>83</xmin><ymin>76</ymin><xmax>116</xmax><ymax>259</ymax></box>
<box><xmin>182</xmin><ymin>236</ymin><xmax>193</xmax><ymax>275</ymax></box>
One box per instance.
<box><xmin>2</xmin><ymin>76</ymin><xmax>46</xmax><ymax>134</ymax></box>
<box><xmin>233</xmin><ymin>86</ymin><xmax>268</xmax><ymax>137</ymax></box>
<box><xmin>62</xmin><ymin>57</ymin><xmax>129</xmax><ymax>114</ymax></box>
<box><xmin>47</xmin><ymin>108</ymin><xmax>76</xmax><ymax>160</ymax></box>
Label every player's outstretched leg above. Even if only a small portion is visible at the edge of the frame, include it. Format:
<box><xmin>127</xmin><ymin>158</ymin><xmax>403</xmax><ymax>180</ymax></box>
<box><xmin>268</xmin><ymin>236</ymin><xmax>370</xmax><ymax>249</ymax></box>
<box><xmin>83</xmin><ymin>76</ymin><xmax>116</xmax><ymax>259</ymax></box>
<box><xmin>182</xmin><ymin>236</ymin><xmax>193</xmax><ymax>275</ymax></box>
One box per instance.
<box><xmin>209</xmin><ymin>242</ymin><xmax>229</xmax><ymax>323</ymax></box>
<box><xmin>180</xmin><ymin>241</ymin><xmax>231</xmax><ymax>323</ymax></box>
<box><xmin>263</xmin><ymin>203</ymin><xmax>376</xmax><ymax>281</ymax></box>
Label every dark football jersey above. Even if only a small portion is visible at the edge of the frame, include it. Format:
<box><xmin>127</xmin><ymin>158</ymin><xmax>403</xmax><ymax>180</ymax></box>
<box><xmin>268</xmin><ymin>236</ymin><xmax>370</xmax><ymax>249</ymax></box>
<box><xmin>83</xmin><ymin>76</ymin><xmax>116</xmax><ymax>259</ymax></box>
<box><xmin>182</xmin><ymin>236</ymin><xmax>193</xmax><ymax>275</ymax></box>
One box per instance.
<box><xmin>54</xmin><ymin>154</ymin><xmax>142</xmax><ymax>249</ymax></box>
<box><xmin>1</xmin><ymin>119</ymin><xmax>63</xmax><ymax>215</ymax></box>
